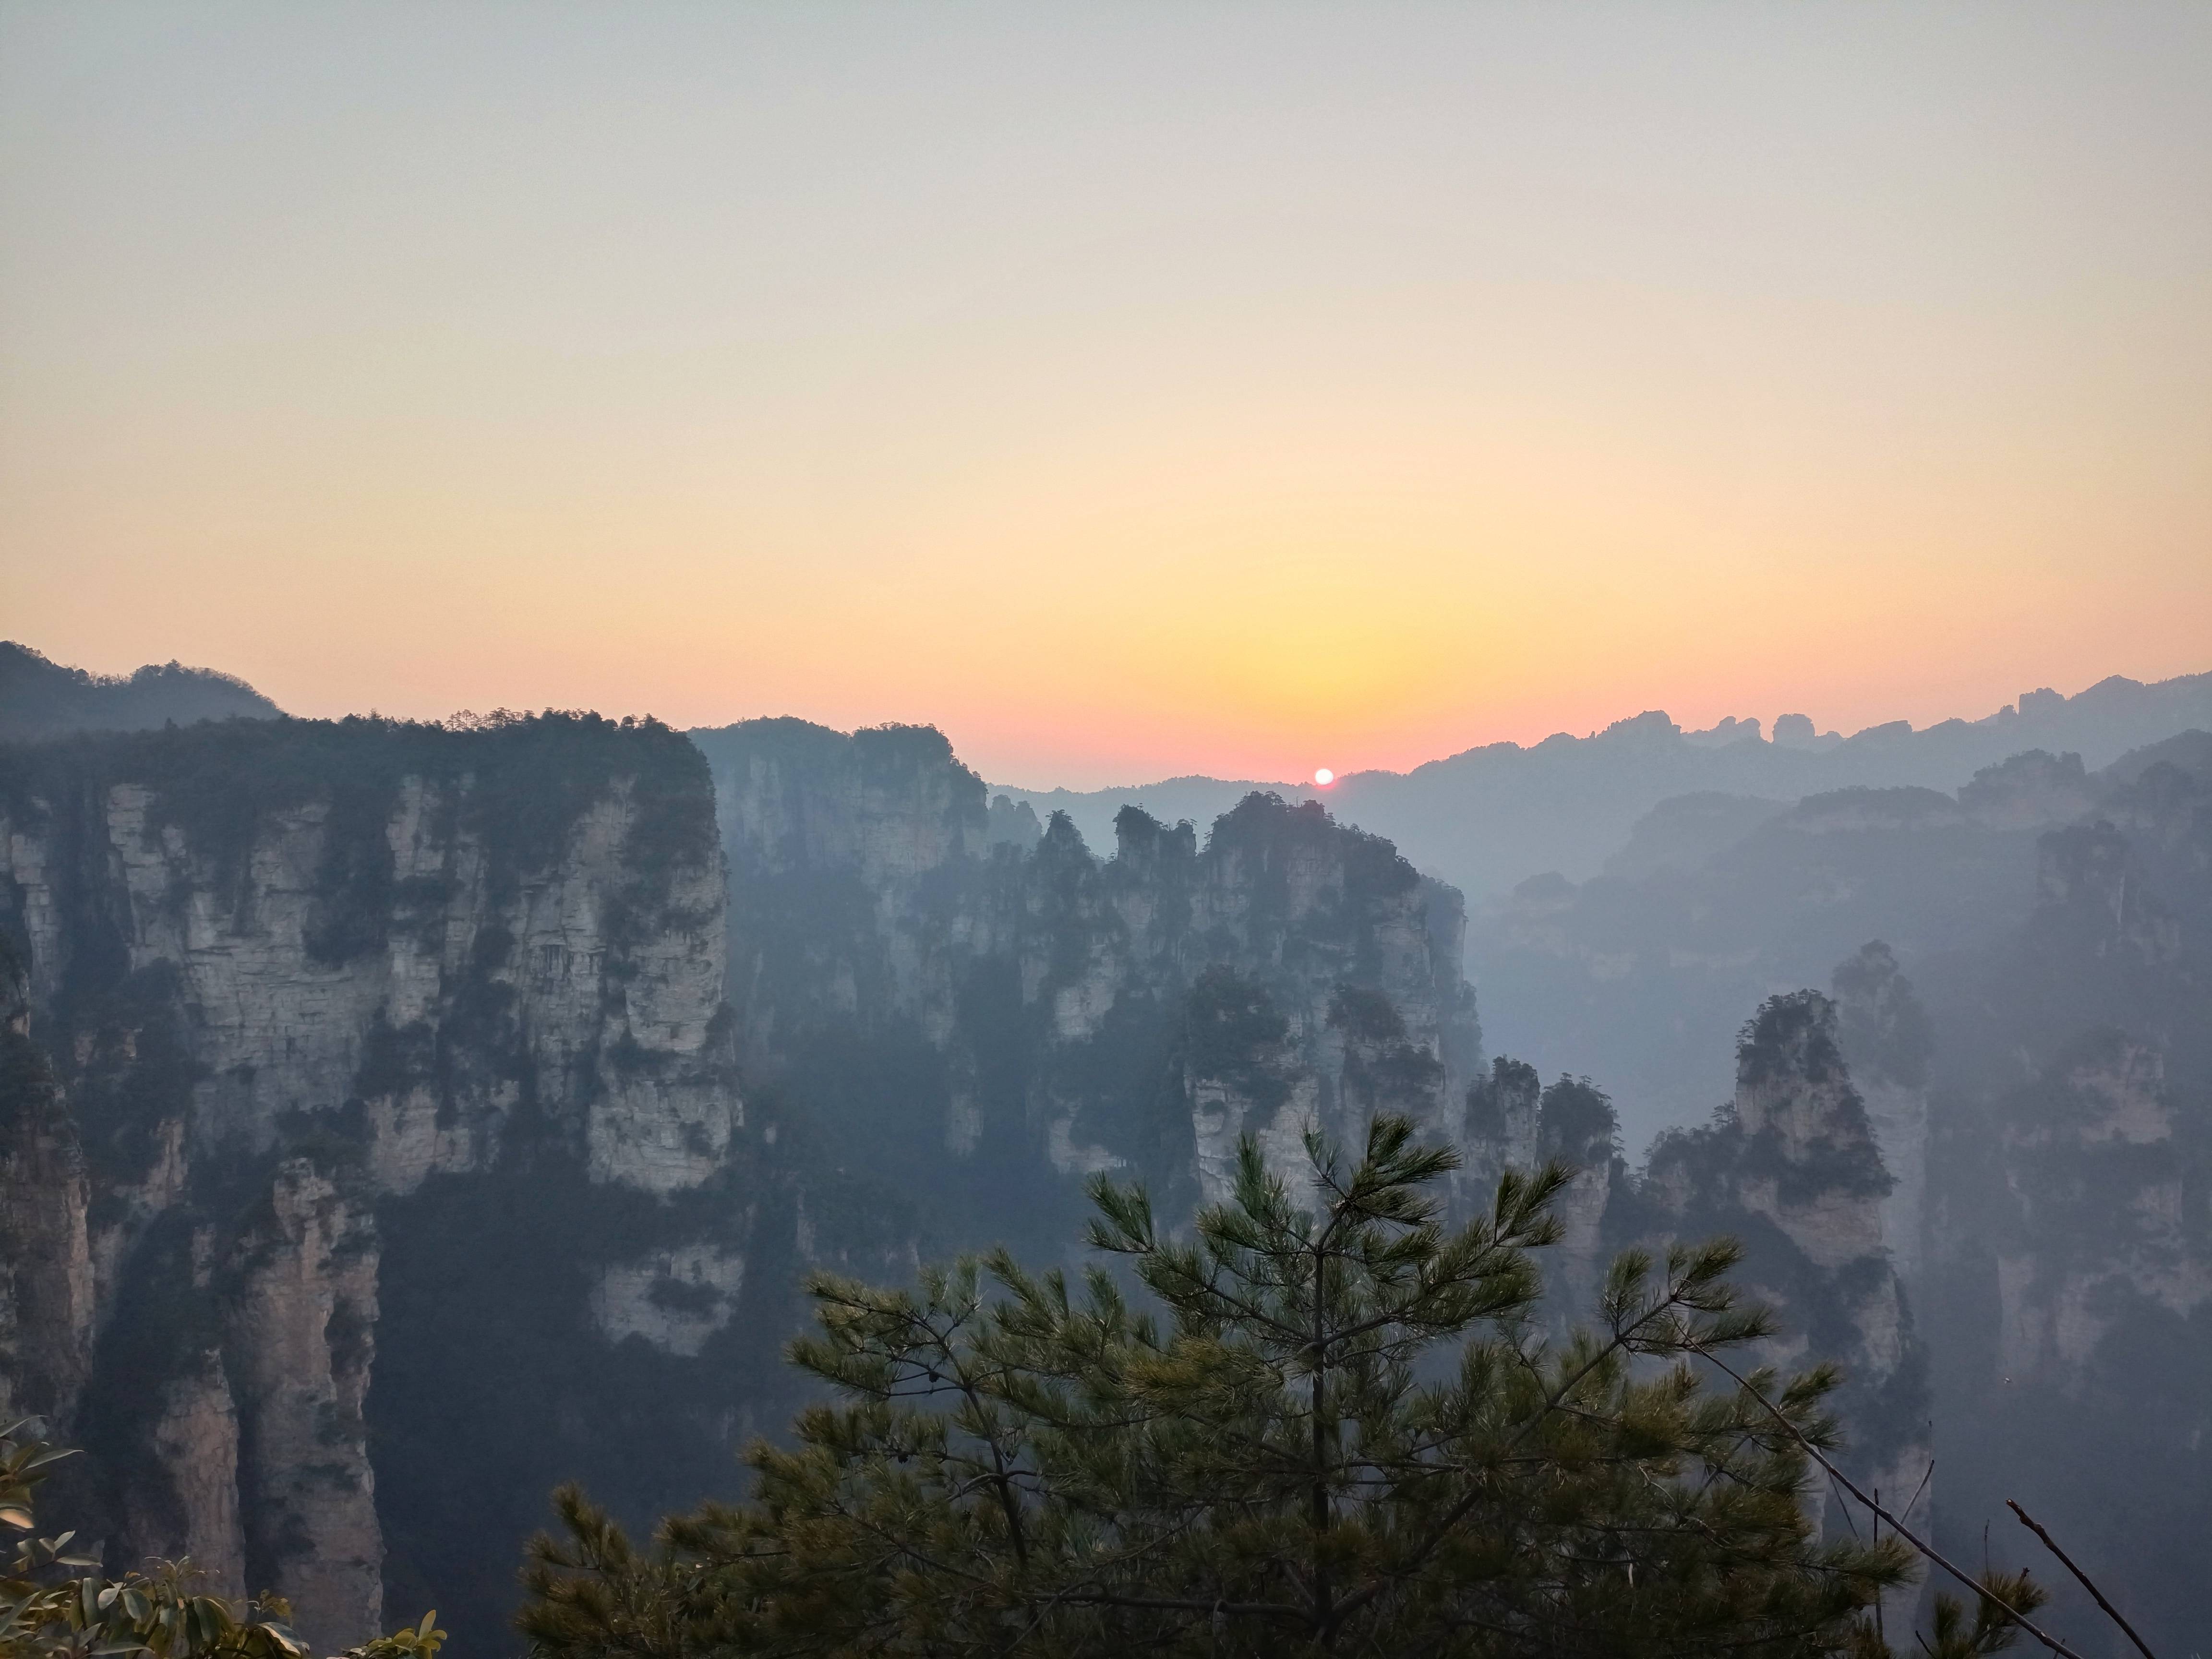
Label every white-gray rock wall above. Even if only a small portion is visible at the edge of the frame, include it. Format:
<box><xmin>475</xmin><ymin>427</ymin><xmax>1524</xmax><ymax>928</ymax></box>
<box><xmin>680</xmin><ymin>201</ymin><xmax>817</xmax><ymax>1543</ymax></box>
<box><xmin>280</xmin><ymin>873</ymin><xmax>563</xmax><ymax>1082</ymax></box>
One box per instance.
<box><xmin>0</xmin><ymin>716</ymin><xmax>744</xmax><ymax>1650</ymax></box>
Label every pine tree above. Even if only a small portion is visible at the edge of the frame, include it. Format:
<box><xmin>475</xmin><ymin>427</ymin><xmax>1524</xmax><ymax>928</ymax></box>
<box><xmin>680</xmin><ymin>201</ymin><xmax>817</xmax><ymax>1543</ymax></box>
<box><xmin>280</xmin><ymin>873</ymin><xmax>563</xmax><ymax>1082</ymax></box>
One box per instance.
<box><xmin>521</xmin><ymin>1117</ymin><xmax>2045</xmax><ymax>1658</ymax></box>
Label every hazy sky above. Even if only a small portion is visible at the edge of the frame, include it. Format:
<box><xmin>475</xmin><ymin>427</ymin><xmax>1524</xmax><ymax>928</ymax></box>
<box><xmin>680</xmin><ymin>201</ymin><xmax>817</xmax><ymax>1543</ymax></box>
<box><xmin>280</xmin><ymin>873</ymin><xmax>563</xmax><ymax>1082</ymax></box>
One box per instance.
<box><xmin>4</xmin><ymin>3</ymin><xmax>2208</xmax><ymax>787</ymax></box>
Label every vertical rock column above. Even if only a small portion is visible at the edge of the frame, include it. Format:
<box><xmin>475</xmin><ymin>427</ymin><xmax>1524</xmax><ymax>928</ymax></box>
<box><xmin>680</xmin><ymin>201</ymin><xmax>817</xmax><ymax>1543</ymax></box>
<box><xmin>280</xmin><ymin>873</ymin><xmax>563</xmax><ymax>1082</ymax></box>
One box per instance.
<box><xmin>1833</xmin><ymin>943</ymin><xmax>1933</xmax><ymax>1291</ymax></box>
<box><xmin>0</xmin><ymin>939</ymin><xmax>94</xmax><ymax>1429</ymax></box>
<box><xmin>1645</xmin><ymin>992</ymin><xmax>1932</xmax><ymax>1622</ymax></box>
<box><xmin>229</xmin><ymin>1161</ymin><xmax>383</xmax><ymax>1656</ymax></box>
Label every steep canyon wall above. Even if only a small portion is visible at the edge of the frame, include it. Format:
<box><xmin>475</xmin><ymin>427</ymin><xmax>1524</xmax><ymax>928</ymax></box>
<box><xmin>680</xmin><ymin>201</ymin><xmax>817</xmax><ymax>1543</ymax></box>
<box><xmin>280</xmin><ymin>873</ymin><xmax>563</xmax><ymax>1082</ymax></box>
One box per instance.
<box><xmin>691</xmin><ymin>719</ymin><xmax>1484</xmax><ymax>1246</ymax></box>
<box><xmin>0</xmin><ymin>716</ymin><xmax>756</xmax><ymax>1651</ymax></box>
<box><xmin>7</xmin><ymin>705</ymin><xmax>2157</xmax><ymax>1651</ymax></box>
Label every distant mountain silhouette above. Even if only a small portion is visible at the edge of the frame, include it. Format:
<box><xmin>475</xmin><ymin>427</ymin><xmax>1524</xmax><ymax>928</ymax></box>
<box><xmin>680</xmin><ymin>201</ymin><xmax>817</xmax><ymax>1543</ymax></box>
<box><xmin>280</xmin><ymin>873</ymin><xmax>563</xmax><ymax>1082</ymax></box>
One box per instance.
<box><xmin>0</xmin><ymin>641</ymin><xmax>283</xmax><ymax>742</ymax></box>
<box><xmin>996</xmin><ymin>669</ymin><xmax>2212</xmax><ymax>904</ymax></box>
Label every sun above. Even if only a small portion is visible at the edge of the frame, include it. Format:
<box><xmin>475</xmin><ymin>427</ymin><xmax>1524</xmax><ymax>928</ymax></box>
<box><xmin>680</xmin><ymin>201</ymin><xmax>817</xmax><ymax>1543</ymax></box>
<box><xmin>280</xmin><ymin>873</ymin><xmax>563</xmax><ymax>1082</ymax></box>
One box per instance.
<box><xmin>1312</xmin><ymin>768</ymin><xmax>1334</xmax><ymax>787</ymax></box>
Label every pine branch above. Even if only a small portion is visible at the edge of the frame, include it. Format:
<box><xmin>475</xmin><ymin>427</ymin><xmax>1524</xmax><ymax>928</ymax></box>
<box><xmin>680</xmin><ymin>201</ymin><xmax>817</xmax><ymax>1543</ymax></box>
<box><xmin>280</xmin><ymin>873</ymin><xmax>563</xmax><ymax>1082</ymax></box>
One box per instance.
<box><xmin>1697</xmin><ymin>1353</ymin><xmax>2087</xmax><ymax>1659</ymax></box>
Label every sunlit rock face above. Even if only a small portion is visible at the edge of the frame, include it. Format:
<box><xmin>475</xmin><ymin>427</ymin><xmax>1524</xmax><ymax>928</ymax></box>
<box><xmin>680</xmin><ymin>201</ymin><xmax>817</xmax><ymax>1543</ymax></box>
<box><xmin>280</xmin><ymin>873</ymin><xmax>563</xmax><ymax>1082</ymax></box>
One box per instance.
<box><xmin>0</xmin><ymin>715</ymin><xmax>745</xmax><ymax>1653</ymax></box>
<box><xmin>692</xmin><ymin>718</ymin><xmax>1483</xmax><ymax>1233</ymax></box>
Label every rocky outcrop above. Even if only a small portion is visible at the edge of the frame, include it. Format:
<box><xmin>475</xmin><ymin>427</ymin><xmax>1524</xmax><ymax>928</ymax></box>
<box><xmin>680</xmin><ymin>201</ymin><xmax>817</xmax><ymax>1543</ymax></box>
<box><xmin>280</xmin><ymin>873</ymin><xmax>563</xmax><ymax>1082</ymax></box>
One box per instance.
<box><xmin>1832</xmin><ymin>943</ymin><xmax>1932</xmax><ymax>1289</ymax></box>
<box><xmin>0</xmin><ymin>714</ymin><xmax>744</xmax><ymax>1651</ymax></box>
<box><xmin>134</xmin><ymin>1352</ymin><xmax>247</xmax><ymax>1600</ymax></box>
<box><xmin>1637</xmin><ymin>993</ymin><xmax>1929</xmax><ymax>1615</ymax></box>
<box><xmin>1906</xmin><ymin>749</ymin><xmax>2212</xmax><ymax>1648</ymax></box>
<box><xmin>0</xmin><ymin>937</ymin><xmax>94</xmax><ymax>1428</ymax></box>
<box><xmin>1022</xmin><ymin>797</ymin><xmax>1478</xmax><ymax>1205</ymax></box>
<box><xmin>1464</xmin><ymin>1059</ymin><xmax>1618</xmax><ymax>1309</ymax></box>
<box><xmin>1467</xmin><ymin>994</ymin><xmax>1929</xmax><ymax>1600</ymax></box>
<box><xmin>1986</xmin><ymin>1035</ymin><xmax>2206</xmax><ymax>1386</ymax></box>
<box><xmin>230</xmin><ymin>1163</ymin><xmax>382</xmax><ymax>1645</ymax></box>
<box><xmin>692</xmin><ymin>717</ymin><xmax>1481</xmax><ymax>1242</ymax></box>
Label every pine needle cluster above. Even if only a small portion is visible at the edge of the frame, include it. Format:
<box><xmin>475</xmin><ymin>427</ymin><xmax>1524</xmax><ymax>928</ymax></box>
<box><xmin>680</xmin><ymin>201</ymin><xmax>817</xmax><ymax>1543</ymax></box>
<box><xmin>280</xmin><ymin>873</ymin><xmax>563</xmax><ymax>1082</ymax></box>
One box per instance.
<box><xmin>521</xmin><ymin>1117</ymin><xmax>2041</xmax><ymax>1659</ymax></box>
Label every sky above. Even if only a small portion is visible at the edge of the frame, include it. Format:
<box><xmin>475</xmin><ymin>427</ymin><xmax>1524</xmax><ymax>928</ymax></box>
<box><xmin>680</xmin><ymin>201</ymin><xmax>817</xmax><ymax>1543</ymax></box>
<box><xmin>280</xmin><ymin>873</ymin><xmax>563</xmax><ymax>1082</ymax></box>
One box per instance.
<box><xmin>3</xmin><ymin>3</ymin><xmax>2208</xmax><ymax>790</ymax></box>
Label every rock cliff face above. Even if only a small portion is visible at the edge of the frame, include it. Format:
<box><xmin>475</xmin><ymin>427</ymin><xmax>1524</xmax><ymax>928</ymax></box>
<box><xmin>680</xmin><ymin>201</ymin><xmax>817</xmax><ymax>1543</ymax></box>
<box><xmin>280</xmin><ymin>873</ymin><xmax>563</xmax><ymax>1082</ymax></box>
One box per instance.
<box><xmin>17</xmin><ymin>701</ymin><xmax>2197</xmax><ymax>1649</ymax></box>
<box><xmin>1917</xmin><ymin>750</ymin><xmax>2212</xmax><ymax>1647</ymax></box>
<box><xmin>1471</xmin><ymin>750</ymin><xmax>2106</xmax><ymax>1148</ymax></box>
<box><xmin>0</xmin><ymin>715</ymin><xmax>745</xmax><ymax>1653</ymax></box>
<box><xmin>1638</xmin><ymin>995</ymin><xmax>1927</xmax><ymax>1525</ymax></box>
<box><xmin>0</xmin><ymin>937</ymin><xmax>95</xmax><ymax>1433</ymax></box>
<box><xmin>1463</xmin><ymin>1061</ymin><xmax>1617</xmax><ymax>1310</ymax></box>
<box><xmin>1983</xmin><ymin>1035</ymin><xmax>2201</xmax><ymax>1384</ymax></box>
<box><xmin>1831</xmin><ymin>943</ymin><xmax>1933</xmax><ymax>1291</ymax></box>
<box><xmin>1467</xmin><ymin>995</ymin><xmax>1929</xmax><ymax>1563</ymax></box>
<box><xmin>690</xmin><ymin>720</ymin><xmax>1482</xmax><ymax>1245</ymax></box>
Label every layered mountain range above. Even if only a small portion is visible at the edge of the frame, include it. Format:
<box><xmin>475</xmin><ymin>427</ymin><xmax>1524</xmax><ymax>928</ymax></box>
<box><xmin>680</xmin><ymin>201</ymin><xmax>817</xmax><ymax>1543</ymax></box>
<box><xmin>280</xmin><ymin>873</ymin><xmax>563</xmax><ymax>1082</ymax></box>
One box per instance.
<box><xmin>1002</xmin><ymin>667</ymin><xmax>2212</xmax><ymax>903</ymax></box>
<box><xmin>1473</xmin><ymin>742</ymin><xmax>2196</xmax><ymax>1147</ymax></box>
<box><xmin>1474</xmin><ymin>731</ymin><xmax>2212</xmax><ymax>1643</ymax></box>
<box><xmin>1</xmin><ymin>651</ymin><xmax>2207</xmax><ymax>1650</ymax></box>
<box><xmin>0</xmin><ymin>711</ymin><xmax>1499</xmax><ymax>1647</ymax></box>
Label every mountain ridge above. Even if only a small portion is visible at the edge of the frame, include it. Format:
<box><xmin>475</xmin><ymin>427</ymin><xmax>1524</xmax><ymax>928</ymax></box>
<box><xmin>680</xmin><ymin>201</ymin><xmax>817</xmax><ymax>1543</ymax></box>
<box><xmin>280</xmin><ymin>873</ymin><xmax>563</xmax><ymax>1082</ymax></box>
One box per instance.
<box><xmin>995</xmin><ymin>667</ymin><xmax>2212</xmax><ymax>905</ymax></box>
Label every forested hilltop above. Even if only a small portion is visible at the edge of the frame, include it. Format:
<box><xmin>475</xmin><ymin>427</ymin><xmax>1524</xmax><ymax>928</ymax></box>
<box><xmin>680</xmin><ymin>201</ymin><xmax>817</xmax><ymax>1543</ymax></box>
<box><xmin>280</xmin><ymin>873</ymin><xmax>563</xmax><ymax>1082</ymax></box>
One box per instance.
<box><xmin>0</xmin><ymin>641</ymin><xmax>283</xmax><ymax>742</ymax></box>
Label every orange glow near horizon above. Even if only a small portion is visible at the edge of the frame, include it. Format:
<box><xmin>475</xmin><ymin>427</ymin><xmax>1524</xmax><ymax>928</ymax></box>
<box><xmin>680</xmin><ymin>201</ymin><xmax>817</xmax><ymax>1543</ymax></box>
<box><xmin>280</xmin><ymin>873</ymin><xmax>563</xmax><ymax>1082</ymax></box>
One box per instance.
<box><xmin>4</xmin><ymin>7</ymin><xmax>2210</xmax><ymax>789</ymax></box>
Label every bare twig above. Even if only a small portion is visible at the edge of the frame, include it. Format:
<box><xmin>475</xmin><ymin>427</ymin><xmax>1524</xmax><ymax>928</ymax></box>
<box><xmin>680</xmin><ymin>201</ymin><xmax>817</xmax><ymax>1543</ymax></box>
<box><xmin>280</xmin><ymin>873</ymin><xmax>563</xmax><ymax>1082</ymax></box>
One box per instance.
<box><xmin>1696</xmin><ymin>1352</ymin><xmax>2088</xmax><ymax>1659</ymax></box>
<box><xmin>2007</xmin><ymin>1500</ymin><xmax>2157</xmax><ymax>1659</ymax></box>
<box><xmin>1904</xmin><ymin>1453</ymin><xmax>1934</xmax><ymax>1526</ymax></box>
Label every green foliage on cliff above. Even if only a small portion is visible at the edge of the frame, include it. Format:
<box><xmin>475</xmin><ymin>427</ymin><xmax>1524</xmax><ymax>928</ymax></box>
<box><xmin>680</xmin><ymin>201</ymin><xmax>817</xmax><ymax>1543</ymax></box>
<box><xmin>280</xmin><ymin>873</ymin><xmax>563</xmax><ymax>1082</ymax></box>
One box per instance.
<box><xmin>1</xmin><ymin>1419</ymin><xmax>443</xmax><ymax>1659</ymax></box>
<box><xmin>1180</xmin><ymin>965</ymin><xmax>1291</xmax><ymax>1111</ymax></box>
<box><xmin>1464</xmin><ymin>1056</ymin><xmax>1539</xmax><ymax>1144</ymax></box>
<box><xmin>1538</xmin><ymin>1074</ymin><xmax>1618</xmax><ymax>1168</ymax></box>
<box><xmin>1731</xmin><ymin>995</ymin><xmax>1891</xmax><ymax>1204</ymax></box>
<box><xmin>0</xmin><ymin>711</ymin><xmax>716</xmax><ymax>976</ymax></box>
<box><xmin>513</xmin><ymin>1117</ymin><xmax>1984</xmax><ymax>1659</ymax></box>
